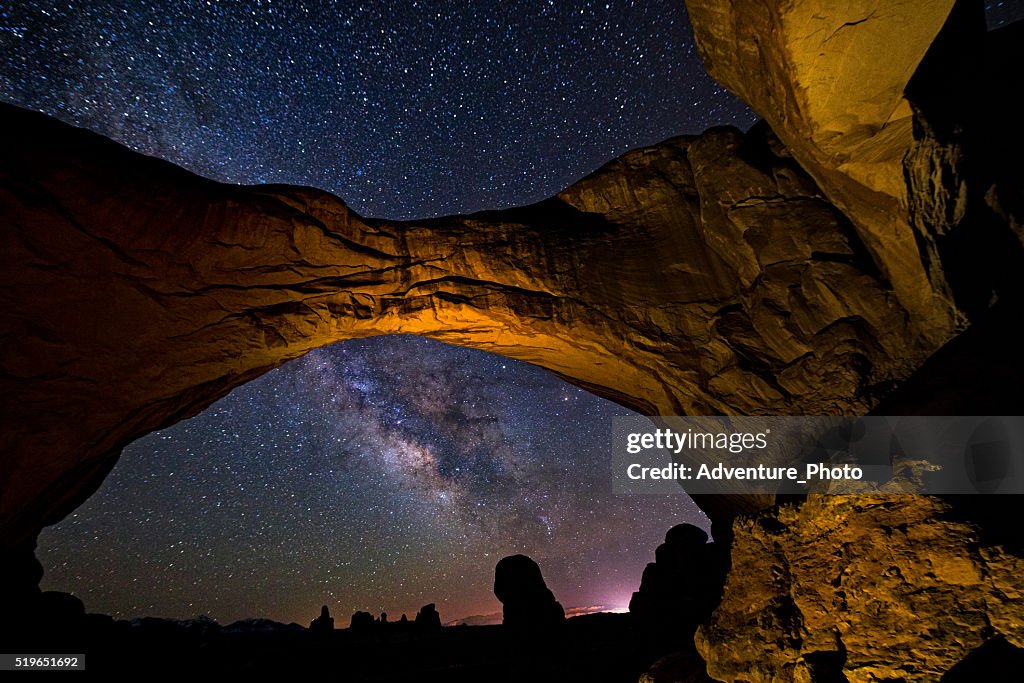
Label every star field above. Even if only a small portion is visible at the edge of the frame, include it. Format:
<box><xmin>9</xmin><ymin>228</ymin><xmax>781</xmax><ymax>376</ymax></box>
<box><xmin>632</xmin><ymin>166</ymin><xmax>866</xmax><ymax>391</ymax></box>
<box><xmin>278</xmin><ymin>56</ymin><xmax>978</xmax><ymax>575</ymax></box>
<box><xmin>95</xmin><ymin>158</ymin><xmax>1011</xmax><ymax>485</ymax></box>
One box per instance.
<box><xmin>39</xmin><ymin>338</ymin><xmax>709</xmax><ymax>624</ymax></box>
<box><xmin>986</xmin><ymin>1</ymin><xmax>1024</xmax><ymax>29</ymax></box>
<box><xmin>1</xmin><ymin>0</ymin><xmax>754</xmax><ymax>219</ymax></box>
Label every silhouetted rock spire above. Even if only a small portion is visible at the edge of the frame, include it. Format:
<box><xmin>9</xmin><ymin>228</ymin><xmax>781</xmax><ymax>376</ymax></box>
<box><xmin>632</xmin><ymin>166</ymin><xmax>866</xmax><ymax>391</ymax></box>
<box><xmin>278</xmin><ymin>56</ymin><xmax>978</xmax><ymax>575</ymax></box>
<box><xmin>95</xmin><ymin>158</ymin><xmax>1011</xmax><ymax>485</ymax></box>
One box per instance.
<box><xmin>630</xmin><ymin>524</ymin><xmax>726</xmax><ymax>637</ymax></box>
<box><xmin>414</xmin><ymin>603</ymin><xmax>441</xmax><ymax>632</ymax></box>
<box><xmin>309</xmin><ymin>605</ymin><xmax>334</xmax><ymax>632</ymax></box>
<box><xmin>493</xmin><ymin>554</ymin><xmax>565</xmax><ymax>632</ymax></box>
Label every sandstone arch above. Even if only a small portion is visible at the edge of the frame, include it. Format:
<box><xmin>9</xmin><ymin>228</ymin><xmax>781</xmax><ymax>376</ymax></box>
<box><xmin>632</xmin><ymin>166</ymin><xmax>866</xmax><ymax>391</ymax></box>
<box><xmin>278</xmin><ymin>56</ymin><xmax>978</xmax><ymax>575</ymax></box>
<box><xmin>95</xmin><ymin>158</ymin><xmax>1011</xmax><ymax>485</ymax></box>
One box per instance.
<box><xmin>2</xmin><ymin>6</ymin><xmax>1021</xmax><ymax>659</ymax></box>
<box><xmin>0</xmin><ymin>103</ymin><xmax>949</xmax><ymax>553</ymax></box>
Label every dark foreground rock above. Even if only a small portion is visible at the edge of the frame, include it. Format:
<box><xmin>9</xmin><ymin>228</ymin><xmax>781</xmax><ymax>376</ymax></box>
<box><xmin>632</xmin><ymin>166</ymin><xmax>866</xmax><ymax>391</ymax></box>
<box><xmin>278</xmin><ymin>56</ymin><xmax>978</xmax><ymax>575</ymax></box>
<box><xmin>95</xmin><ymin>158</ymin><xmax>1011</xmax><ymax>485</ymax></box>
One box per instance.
<box><xmin>414</xmin><ymin>603</ymin><xmax>442</xmax><ymax>632</ymax></box>
<box><xmin>493</xmin><ymin>554</ymin><xmax>565</xmax><ymax>632</ymax></box>
<box><xmin>350</xmin><ymin>610</ymin><xmax>375</xmax><ymax>633</ymax></box>
<box><xmin>3</xmin><ymin>609</ymin><xmax>646</xmax><ymax>681</ymax></box>
<box><xmin>630</xmin><ymin>524</ymin><xmax>727</xmax><ymax>652</ymax></box>
<box><xmin>309</xmin><ymin>605</ymin><xmax>334</xmax><ymax>632</ymax></box>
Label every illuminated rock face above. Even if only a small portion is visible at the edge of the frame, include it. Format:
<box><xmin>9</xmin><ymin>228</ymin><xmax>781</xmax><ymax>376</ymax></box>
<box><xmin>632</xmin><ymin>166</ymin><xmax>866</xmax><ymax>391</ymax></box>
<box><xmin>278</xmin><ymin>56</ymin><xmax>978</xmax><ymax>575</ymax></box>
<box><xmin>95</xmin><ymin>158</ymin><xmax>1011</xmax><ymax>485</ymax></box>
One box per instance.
<box><xmin>682</xmin><ymin>3</ymin><xmax>1024</xmax><ymax>678</ymax></box>
<box><xmin>686</xmin><ymin>0</ymin><xmax>964</xmax><ymax>337</ymax></box>
<box><xmin>0</xmin><ymin>105</ymin><xmax>937</xmax><ymax>548</ymax></box>
<box><xmin>697</xmin><ymin>495</ymin><xmax>1024</xmax><ymax>682</ymax></box>
<box><xmin>687</xmin><ymin>0</ymin><xmax>1024</xmax><ymax>324</ymax></box>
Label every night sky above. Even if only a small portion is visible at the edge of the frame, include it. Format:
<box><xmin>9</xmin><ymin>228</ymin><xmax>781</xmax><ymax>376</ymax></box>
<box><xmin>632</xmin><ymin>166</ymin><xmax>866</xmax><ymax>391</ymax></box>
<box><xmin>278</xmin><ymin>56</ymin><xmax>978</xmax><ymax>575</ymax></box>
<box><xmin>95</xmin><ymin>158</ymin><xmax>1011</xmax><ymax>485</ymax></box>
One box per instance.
<box><xmin>3</xmin><ymin>1</ymin><xmax>1017</xmax><ymax>626</ymax></box>
<box><xmin>0</xmin><ymin>0</ymin><xmax>753</xmax><ymax>219</ymax></box>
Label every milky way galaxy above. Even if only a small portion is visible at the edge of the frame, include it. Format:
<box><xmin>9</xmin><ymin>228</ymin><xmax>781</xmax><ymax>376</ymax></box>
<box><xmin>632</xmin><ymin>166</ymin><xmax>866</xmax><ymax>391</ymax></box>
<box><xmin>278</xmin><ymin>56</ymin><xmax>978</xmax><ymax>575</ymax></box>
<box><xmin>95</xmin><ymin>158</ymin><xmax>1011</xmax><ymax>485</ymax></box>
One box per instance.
<box><xmin>37</xmin><ymin>338</ymin><xmax>710</xmax><ymax>623</ymax></box>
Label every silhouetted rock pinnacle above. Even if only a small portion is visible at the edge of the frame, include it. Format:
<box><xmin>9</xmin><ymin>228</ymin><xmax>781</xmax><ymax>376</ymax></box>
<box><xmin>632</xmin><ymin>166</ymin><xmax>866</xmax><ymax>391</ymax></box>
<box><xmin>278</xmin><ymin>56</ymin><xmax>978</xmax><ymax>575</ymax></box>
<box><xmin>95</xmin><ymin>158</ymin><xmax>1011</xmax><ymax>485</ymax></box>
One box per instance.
<box><xmin>493</xmin><ymin>554</ymin><xmax>565</xmax><ymax>631</ymax></box>
<box><xmin>414</xmin><ymin>603</ymin><xmax>441</xmax><ymax>632</ymax></box>
<box><xmin>629</xmin><ymin>523</ymin><xmax>726</xmax><ymax>631</ymax></box>
<box><xmin>309</xmin><ymin>605</ymin><xmax>334</xmax><ymax>632</ymax></box>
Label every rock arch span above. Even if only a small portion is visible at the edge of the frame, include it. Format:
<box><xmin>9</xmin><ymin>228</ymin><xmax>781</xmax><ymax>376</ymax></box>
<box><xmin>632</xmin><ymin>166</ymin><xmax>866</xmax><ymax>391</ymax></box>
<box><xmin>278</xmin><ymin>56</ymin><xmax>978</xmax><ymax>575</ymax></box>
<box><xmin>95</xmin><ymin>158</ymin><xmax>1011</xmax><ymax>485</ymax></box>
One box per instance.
<box><xmin>1</xmin><ymin>101</ymin><xmax>949</xmax><ymax>552</ymax></box>
<box><xmin>0</xmin><ymin>104</ymin><xmax>950</xmax><ymax>548</ymax></box>
<box><xmin>4</xmin><ymin>8</ymin><xmax>1020</xmax><ymax>655</ymax></box>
